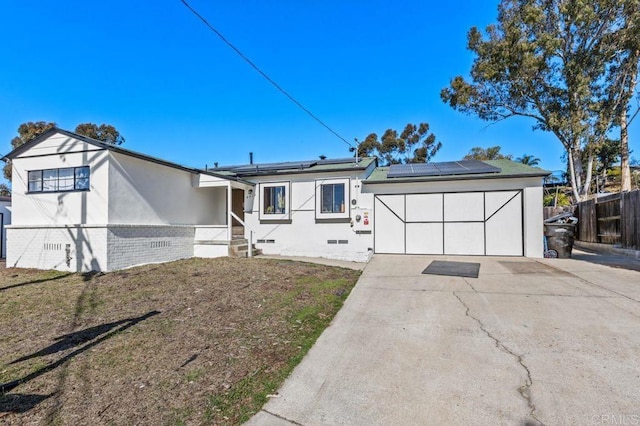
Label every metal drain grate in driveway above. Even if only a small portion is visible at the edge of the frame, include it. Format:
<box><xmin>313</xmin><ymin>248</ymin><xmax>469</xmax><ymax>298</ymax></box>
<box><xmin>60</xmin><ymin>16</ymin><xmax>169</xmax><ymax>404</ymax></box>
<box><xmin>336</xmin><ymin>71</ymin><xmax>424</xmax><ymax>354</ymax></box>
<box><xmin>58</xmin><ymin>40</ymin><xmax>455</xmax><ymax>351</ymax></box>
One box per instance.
<box><xmin>422</xmin><ymin>260</ymin><xmax>480</xmax><ymax>278</ymax></box>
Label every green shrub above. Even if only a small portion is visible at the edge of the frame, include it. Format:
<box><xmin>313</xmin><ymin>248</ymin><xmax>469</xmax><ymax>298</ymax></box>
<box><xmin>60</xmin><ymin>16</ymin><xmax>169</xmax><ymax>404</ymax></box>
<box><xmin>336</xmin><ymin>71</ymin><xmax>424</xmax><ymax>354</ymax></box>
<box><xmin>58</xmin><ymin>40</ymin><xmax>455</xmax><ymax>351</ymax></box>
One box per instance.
<box><xmin>544</xmin><ymin>192</ymin><xmax>571</xmax><ymax>207</ymax></box>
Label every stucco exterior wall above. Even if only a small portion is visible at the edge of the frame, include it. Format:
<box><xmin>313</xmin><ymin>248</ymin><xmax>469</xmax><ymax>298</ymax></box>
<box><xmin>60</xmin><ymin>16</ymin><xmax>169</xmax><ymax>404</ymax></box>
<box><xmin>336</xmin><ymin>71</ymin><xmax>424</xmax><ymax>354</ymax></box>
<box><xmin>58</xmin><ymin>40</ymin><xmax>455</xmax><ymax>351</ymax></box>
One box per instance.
<box><xmin>108</xmin><ymin>152</ymin><xmax>226</xmax><ymax>225</ymax></box>
<box><xmin>10</xmin><ymin>149</ymin><xmax>109</xmax><ymax>225</ymax></box>
<box><xmin>523</xmin><ymin>185</ymin><xmax>544</xmax><ymax>258</ymax></box>
<box><xmin>12</xmin><ymin>132</ymin><xmax>100</xmax><ymax>158</ymax></box>
<box><xmin>193</xmin><ymin>243</ymin><xmax>228</xmax><ymax>258</ymax></box>
<box><xmin>244</xmin><ymin>170</ymin><xmax>375</xmax><ymax>262</ymax></box>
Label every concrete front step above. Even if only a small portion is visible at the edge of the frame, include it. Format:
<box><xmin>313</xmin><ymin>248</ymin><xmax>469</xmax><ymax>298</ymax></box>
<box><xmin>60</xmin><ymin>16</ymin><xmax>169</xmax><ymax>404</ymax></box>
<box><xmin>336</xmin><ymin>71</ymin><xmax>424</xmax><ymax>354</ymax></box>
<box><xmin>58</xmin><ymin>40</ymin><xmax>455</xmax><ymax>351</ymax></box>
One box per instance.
<box><xmin>228</xmin><ymin>239</ymin><xmax>262</xmax><ymax>258</ymax></box>
<box><xmin>231</xmin><ymin>248</ymin><xmax>263</xmax><ymax>258</ymax></box>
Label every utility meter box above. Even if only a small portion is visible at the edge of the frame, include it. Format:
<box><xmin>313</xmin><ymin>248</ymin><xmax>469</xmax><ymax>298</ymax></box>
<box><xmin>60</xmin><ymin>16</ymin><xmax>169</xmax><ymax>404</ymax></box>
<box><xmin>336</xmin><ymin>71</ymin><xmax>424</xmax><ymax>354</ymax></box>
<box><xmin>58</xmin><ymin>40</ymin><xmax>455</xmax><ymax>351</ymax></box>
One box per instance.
<box><xmin>352</xmin><ymin>208</ymin><xmax>372</xmax><ymax>232</ymax></box>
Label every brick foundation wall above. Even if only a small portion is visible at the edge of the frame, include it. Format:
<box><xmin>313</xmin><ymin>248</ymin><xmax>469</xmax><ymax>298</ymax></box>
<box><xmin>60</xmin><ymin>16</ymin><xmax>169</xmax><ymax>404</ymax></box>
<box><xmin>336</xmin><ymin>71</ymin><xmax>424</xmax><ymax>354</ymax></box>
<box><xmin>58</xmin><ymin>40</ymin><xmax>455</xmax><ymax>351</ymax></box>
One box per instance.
<box><xmin>6</xmin><ymin>226</ymin><xmax>108</xmax><ymax>272</ymax></box>
<box><xmin>7</xmin><ymin>225</ymin><xmax>196</xmax><ymax>272</ymax></box>
<box><xmin>106</xmin><ymin>225</ymin><xmax>195</xmax><ymax>271</ymax></box>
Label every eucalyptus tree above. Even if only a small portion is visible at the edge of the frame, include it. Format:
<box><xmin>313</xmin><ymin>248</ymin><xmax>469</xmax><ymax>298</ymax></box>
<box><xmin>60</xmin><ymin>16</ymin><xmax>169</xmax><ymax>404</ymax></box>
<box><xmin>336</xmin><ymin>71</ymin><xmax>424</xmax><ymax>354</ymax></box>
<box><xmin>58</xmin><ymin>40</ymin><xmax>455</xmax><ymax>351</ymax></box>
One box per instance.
<box><xmin>74</xmin><ymin>123</ymin><xmax>125</xmax><ymax>146</ymax></box>
<box><xmin>605</xmin><ymin>2</ymin><xmax>640</xmax><ymax>191</ymax></box>
<box><xmin>441</xmin><ymin>0</ymin><xmax>639</xmax><ymax>201</ymax></box>
<box><xmin>357</xmin><ymin>122</ymin><xmax>441</xmax><ymax>165</ymax></box>
<box><xmin>463</xmin><ymin>146</ymin><xmax>512</xmax><ymax>160</ymax></box>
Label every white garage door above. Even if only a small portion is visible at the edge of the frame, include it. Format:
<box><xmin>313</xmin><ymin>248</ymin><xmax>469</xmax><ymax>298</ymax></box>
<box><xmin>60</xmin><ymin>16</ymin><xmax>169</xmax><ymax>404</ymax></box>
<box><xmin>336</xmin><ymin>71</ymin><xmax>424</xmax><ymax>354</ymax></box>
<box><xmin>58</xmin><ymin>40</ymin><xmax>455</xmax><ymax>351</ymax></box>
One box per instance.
<box><xmin>374</xmin><ymin>191</ymin><xmax>523</xmax><ymax>256</ymax></box>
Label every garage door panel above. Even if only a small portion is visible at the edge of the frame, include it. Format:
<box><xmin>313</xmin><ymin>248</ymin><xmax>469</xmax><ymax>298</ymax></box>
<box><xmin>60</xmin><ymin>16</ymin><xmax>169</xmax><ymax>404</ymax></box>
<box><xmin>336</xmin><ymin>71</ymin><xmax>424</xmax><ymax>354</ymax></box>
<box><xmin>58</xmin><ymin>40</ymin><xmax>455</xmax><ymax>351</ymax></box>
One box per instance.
<box><xmin>374</xmin><ymin>197</ymin><xmax>405</xmax><ymax>253</ymax></box>
<box><xmin>376</xmin><ymin>195</ymin><xmax>405</xmax><ymax>221</ymax></box>
<box><xmin>444</xmin><ymin>193</ymin><xmax>484</xmax><ymax>222</ymax></box>
<box><xmin>444</xmin><ymin>222</ymin><xmax>484</xmax><ymax>255</ymax></box>
<box><xmin>406</xmin><ymin>194</ymin><xmax>443</xmax><ymax>222</ymax></box>
<box><xmin>406</xmin><ymin>223</ymin><xmax>443</xmax><ymax>254</ymax></box>
<box><xmin>485</xmin><ymin>191</ymin><xmax>519</xmax><ymax>219</ymax></box>
<box><xmin>486</xmin><ymin>193</ymin><xmax>522</xmax><ymax>255</ymax></box>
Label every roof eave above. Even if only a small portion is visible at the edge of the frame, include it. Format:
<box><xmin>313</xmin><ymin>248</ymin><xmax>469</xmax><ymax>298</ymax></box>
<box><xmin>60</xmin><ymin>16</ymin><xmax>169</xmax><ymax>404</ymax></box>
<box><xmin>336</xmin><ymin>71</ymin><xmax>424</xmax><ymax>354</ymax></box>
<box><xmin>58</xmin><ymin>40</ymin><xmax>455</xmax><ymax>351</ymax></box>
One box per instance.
<box><xmin>194</xmin><ymin>169</ymin><xmax>255</xmax><ymax>185</ymax></box>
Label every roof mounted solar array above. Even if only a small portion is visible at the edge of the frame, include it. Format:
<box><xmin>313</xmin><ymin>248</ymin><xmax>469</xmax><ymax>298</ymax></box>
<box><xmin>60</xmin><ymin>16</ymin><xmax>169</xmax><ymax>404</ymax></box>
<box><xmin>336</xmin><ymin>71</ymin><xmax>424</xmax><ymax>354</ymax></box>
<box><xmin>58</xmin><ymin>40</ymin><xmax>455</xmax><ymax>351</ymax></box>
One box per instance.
<box><xmin>225</xmin><ymin>160</ymin><xmax>318</xmax><ymax>175</ymax></box>
<box><xmin>210</xmin><ymin>157</ymin><xmax>367</xmax><ymax>175</ymax></box>
<box><xmin>316</xmin><ymin>157</ymin><xmax>359</xmax><ymax>165</ymax></box>
<box><xmin>387</xmin><ymin>160</ymin><xmax>501</xmax><ymax>178</ymax></box>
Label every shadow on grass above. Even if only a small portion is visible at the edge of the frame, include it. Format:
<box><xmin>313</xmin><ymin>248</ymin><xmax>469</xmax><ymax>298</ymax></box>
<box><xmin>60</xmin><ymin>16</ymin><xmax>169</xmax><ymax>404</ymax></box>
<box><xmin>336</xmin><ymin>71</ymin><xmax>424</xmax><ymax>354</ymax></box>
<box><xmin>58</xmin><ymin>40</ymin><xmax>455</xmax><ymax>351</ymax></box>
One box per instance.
<box><xmin>10</xmin><ymin>314</ymin><xmax>156</xmax><ymax>365</ymax></box>
<box><xmin>0</xmin><ymin>273</ymin><xmax>74</xmax><ymax>292</ymax></box>
<box><xmin>0</xmin><ymin>311</ymin><xmax>161</xmax><ymax>398</ymax></box>
<box><xmin>81</xmin><ymin>271</ymin><xmax>104</xmax><ymax>282</ymax></box>
<box><xmin>0</xmin><ymin>392</ymin><xmax>55</xmax><ymax>414</ymax></box>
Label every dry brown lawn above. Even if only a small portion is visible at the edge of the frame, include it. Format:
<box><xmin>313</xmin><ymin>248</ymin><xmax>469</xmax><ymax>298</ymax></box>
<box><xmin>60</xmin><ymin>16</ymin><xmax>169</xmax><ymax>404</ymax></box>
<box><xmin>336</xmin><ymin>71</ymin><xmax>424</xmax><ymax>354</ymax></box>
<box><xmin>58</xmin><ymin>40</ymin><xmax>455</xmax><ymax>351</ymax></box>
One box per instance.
<box><xmin>0</xmin><ymin>257</ymin><xmax>360</xmax><ymax>425</ymax></box>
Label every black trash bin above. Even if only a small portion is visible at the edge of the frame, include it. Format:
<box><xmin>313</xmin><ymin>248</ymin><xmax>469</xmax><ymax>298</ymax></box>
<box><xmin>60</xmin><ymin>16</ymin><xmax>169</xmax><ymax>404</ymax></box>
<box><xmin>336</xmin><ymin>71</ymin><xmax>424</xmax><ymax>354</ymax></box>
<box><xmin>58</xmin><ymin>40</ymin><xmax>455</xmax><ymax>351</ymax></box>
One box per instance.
<box><xmin>544</xmin><ymin>223</ymin><xmax>576</xmax><ymax>258</ymax></box>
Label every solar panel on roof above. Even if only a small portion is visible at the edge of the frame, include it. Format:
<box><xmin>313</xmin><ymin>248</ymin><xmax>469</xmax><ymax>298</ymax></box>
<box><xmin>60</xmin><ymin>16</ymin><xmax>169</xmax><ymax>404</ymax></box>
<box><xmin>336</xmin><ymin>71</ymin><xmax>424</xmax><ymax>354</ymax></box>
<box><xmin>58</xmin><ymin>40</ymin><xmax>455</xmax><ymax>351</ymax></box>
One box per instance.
<box><xmin>215</xmin><ymin>157</ymin><xmax>363</xmax><ymax>174</ymax></box>
<box><xmin>387</xmin><ymin>160</ymin><xmax>501</xmax><ymax>178</ymax></box>
<box><xmin>435</xmin><ymin>164</ymin><xmax>463</xmax><ymax>173</ymax></box>
<box><xmin>317</xmin><ymin>158</ymin><xmax>359</xmax><ymax>165</ymax></box>
<box><xmin>461</xmin><ymin>160</ymin><xmax>502</xmax><ymax>173</ymax></box>
<box><xmin>387</xmin><ymin>163</ymin><xmax>436</xmax><ymax>178</ymax></box>
<box><xmin>436</xmin><ymin>161</ymin><xmax>459</xmax><ymax>168</ymax></box>
<box><xmin>415</xmin><ymin>164</ymin><xmax>441</xmax><ymax>176</ymax></box>
<box><xmin>228</xmin><ymin>161</ymin><xmax>318</xmax><ymax>176</ymax></box>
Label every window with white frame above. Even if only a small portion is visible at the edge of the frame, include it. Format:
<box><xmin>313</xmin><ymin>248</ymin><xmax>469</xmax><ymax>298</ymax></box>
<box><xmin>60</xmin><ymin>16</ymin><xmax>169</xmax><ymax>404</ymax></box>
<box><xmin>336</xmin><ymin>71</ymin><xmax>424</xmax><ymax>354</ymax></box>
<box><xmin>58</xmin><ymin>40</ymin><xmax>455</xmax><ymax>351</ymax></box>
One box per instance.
<box><xmin>259</xmin><ymin>181</ymin><xmax>290</xmax><ymax>220</ymax></box>
<box><xmin>321</xmin><ymin>183</ymin><xmax>345</xmax><ymax>213</ymax></box>
<box><xmin>27</xmin><ymin>166</ymin><xmax>90</xmax><ymax>193</ymax></box>
<box><xmin>315</xmin><ymin>178</ymin><xmax>350</xmax><ymax>220</ymax></box>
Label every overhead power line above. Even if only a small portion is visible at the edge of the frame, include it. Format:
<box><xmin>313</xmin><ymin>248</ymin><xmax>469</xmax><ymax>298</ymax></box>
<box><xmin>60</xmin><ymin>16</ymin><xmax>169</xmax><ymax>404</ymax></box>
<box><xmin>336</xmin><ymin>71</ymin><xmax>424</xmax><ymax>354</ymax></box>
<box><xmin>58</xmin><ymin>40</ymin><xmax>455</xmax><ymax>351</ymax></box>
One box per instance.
<box><xmin>180</xmin><ymin>0</ymin><xmax>353</xmax><ymax>148</ymax></box>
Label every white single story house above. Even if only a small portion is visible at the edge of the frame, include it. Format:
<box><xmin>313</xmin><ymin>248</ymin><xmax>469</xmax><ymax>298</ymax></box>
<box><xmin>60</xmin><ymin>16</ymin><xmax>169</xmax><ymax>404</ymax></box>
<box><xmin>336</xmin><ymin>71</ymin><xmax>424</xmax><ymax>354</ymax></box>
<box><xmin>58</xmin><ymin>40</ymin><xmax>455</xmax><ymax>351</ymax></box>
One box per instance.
<box><xmin>2</xmin><ymin>128</ymin><xmax>549</xmax><ymax>272</ymax></box>
<box><xmin>0</xmin><ymin>195</ymin><xmax>11</xmax><ymax>259</ymax></box>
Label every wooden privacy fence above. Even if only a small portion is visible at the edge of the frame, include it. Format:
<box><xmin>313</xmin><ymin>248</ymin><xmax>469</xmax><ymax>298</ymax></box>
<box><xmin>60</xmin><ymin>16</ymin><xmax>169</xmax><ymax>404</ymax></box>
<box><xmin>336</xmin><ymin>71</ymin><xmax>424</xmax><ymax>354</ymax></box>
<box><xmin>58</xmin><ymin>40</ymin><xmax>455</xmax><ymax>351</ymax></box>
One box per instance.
<box><xmin>577</xmin><ymin>190</ymin><xmax>640</xmax><ymax>249</ymax></box>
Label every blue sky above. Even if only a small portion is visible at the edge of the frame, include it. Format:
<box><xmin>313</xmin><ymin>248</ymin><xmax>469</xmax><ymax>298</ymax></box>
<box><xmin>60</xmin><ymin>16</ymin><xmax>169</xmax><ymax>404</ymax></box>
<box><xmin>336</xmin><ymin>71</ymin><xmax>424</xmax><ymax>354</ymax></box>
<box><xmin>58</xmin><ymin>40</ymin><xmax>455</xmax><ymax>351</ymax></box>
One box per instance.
<box><xmin>1</xmin><ymin>0</ymin><xmax>636</xmax><ymax>183</ymax></box>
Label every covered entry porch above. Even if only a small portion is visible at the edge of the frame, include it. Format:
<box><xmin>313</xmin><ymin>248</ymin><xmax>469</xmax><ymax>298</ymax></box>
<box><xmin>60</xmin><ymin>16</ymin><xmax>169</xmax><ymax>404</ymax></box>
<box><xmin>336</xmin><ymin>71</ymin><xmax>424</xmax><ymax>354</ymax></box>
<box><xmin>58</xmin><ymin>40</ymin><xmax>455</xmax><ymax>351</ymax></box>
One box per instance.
<box><xmin>193</xmin><ymin>173</ymin><xmax>255</xmax><ymax>257</ymax></box>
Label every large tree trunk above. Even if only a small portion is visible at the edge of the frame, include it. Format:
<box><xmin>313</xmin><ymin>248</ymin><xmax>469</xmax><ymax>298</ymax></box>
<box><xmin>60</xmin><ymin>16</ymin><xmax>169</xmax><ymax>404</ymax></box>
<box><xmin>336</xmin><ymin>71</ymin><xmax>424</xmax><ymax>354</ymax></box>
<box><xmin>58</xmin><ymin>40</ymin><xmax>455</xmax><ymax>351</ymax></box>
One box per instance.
<box><xmin>582</xmin><ymin>154</ymin><xmax>594</xmax><ymax>196</ymax></box>
<box><xmin>568</xmin><ymin>146</ymin><xmax>583</xmax><ymax>203</ymax></box>
<box><xmin>572</xmin><ymin>148</ymin><xmax>584</xmax><ymax>192</ymax></box>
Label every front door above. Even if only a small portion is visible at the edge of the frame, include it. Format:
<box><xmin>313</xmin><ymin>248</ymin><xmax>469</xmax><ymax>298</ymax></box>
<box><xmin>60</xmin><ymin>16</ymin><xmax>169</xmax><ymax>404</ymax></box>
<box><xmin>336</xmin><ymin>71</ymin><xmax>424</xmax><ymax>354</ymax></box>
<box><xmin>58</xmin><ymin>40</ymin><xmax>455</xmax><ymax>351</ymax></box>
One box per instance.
<box><xmin>231</xmin><ymin>188</ymin><xmax>245</xmax><ymax>226</ymax></box>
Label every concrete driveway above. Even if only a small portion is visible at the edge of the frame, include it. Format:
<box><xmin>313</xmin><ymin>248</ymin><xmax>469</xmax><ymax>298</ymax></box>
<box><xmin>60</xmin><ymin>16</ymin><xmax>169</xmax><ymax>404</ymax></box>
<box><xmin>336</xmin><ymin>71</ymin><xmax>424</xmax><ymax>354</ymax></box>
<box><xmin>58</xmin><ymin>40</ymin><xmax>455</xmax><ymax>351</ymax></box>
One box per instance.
<box><xmin>247</xmin><ymin>252</ymin><xmax>640</xmax><ymax>425</ymax></box>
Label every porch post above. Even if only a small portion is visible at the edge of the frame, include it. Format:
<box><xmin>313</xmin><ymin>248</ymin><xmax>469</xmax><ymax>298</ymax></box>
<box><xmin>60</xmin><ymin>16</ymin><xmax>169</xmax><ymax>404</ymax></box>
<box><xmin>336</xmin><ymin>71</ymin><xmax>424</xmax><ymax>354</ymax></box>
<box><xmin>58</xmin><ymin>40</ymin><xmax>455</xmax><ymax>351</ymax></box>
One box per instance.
<box><xmin>227</xmin><ymin>182</ymin><xmax>233</xmax><ymax>241</ymax></box>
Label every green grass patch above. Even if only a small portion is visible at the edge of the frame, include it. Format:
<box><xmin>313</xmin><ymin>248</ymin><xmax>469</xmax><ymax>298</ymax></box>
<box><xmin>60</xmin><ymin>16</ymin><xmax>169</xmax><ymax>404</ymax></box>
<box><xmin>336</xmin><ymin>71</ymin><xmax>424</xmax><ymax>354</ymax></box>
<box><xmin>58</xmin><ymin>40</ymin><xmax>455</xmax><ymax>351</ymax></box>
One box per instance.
<box><xmin>204</xmin><ymin>275</ymin><xmax>357</xmax><ymax>424</ymax></box>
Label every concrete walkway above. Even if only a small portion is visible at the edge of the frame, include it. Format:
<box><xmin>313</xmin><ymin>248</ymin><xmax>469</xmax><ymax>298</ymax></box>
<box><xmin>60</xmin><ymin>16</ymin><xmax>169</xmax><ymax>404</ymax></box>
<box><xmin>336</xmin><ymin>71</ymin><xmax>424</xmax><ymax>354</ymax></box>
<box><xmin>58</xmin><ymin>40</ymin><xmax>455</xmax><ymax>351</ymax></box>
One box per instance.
<box><xmin>246</xmin><ymin>252</ymin><xmax>640</xmax><ymax>425</ymax></box>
